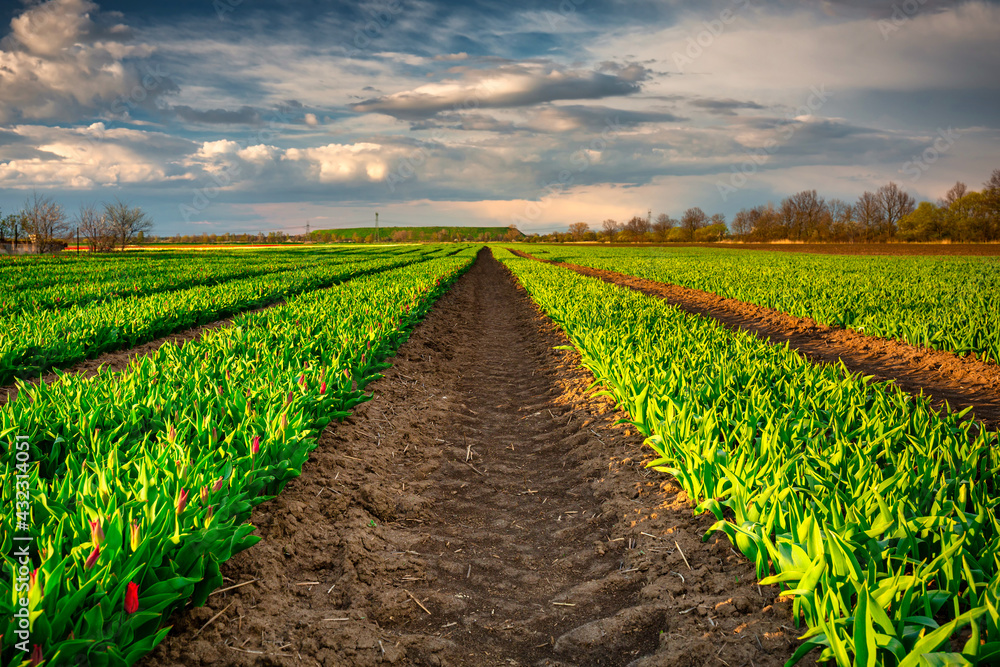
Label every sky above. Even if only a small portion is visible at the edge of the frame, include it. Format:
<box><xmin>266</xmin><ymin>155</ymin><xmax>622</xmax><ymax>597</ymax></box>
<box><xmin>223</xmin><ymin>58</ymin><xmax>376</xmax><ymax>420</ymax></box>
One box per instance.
<box><xmin>0</xmin><ymin>0</ymin><xmax>997</xmax><ymax>236</ymax></box>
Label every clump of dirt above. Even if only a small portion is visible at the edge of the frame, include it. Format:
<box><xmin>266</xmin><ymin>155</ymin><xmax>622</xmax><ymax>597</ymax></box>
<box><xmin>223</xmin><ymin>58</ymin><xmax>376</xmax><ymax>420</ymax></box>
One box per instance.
<box><xmin>143</xmin><ymin>249</ymin><xmax>814</xmax><ymax>667</ymax></box>
<box><xmin>512</xmin><ymin>249</ymin><xmax>1000</xmax><ymax>427</ymax></box>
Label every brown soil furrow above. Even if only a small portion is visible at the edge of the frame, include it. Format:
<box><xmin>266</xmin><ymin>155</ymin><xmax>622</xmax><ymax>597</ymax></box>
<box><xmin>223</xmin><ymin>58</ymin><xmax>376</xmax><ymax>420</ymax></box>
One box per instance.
<box><xmin>511</xmin><ymin>249</ymin><xmax>1000</xmax><ymax>427</ymax></box>
<box><xmin>144</xmin><ymin>248</ymin><xmax>811</xmax><ymax>667</ymax></box>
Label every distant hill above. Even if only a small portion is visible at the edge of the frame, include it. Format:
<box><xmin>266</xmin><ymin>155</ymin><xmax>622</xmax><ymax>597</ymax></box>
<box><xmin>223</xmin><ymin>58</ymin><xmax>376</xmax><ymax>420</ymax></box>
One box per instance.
<box><xmin>310</xmin><ymin>226</ymin><xmax>522</xmax><ymax>242</ymax></box>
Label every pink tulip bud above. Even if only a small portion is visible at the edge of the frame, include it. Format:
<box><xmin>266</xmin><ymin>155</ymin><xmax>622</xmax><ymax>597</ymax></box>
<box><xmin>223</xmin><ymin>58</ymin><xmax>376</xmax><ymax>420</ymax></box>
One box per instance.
<box><xmin>213</xmin><ymin>476</ymin><xmax>225</xmax><ymax>492</ymax></box>
<box><xmin>200</xmin><ymin>486</ymin><xmax>209</xmax><ymax>504</ymax></box>
<box><xmin>89</xmin><ymin>520</ymin><xmax>104</xmax><ymax>546</ymax></box>
<box><xmin>251</xmin><ymin>435</ymin><xmax>261</xmax><ymax>455</ymax></box>
<box><xmin>85</xmin><ymin>545</ymin><xmax>101</xmax><ymax>570</ymax></box>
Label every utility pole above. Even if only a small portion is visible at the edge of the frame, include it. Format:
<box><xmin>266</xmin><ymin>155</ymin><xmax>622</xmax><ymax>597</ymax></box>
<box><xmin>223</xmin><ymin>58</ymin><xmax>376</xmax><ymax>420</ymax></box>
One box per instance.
<box><xmin>375</xmin><ymin>211</ymin><xmax>379</xmax><ymax>243</ymax></box>
<box><xmin>305</xmin><ymin>221</ymin><xmax>310</xmax><ymax>243</ymax></box>
<box><xmin>76</xmin><ymin>227</ymin><xmax>80</xmax><ymax>255</ymax></box>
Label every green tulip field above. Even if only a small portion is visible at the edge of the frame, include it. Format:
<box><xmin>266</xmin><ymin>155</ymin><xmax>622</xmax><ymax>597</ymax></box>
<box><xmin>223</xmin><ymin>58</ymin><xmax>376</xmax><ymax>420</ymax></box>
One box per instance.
<box><xmin>525</xmin><ymin>245</ymin><xmax>1000</xmax><ymax>364</ymax></box>
<box><xmin>495</xmin><ymin>247</ymin><xmax>1000</xmax><ymax>667</ymax></box>
<box><xmin>0</xmin><ymin>246</ymin><xmax>476</xmax><ymax>666</ymax></box>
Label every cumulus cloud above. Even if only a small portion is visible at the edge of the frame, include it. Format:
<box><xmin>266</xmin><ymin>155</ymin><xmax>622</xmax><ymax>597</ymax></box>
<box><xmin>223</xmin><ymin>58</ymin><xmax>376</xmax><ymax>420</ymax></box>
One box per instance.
<box><xmin>0</xmin><ymin>123</ymin><xmax>193</xmax><ymax>188</ymax></box>
<box><xmin>351</xmin><ymin>62</ymin><xmax>653</xmax><ymax>119</ymax></box>
<box><xmin>0</xmin><ymin>0</ymin><xmax>176</xmax><ymax>123</ymax></box>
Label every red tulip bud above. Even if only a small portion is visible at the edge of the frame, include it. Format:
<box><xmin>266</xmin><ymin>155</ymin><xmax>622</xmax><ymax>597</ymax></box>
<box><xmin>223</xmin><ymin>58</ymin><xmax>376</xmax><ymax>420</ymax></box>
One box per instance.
<box><xmin>125</xmin><ymin>582</ymin><xmax>139</xmax><ymax>614</ymax></box>
<box><xmin>298</xmin><ymin>375</ymin><xmax>305</xmax><ymax>387</ymax></box>
<box><xmin>319</xmin><ymin>381</ymin><xmax>327</xmax><ymax>394</ymax></box>
<box><xmin>286</xmin><ymin>391</ymin><xmax>293</xmax><ymax>405</ymax></box>
<box><xmin>85</xmin><ymin>545</ymin><xmax>101</xmax><ymax>570</ymax></box>
<box><xmin>200</xmin><ymin>486</ymin><xmax>209</xmax><ymax>504</ymax></box>
<box><xmin>176</xmin><ymin>488</ymin><xmax>189</xmax><ymax>513</ymax></box>
<box><xmin>251</xmin><ymin>435</ymin><xmax>261</xmax><ymax>455</ymax></box>
<box><xmin>213</xmin><ymin>476</ymin><xmax>225</xmax><ymax>492</ymax></box>
<box><xmin>30</xmin><ymin>645</ymin><xmax>43</xmax><ymax>666</ymax></box>
<box><xmin>280</xmin><ymin>413</ymin><xmax>288</xmax><ymax>429</ymax></box>
<box><xmin>28</xmin><ymin>568</ymin><xmax>38</xmax><ymax>594</ymax></box>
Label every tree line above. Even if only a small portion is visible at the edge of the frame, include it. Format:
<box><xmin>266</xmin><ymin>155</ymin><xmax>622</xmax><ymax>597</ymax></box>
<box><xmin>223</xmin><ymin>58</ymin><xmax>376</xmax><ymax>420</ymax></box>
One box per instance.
<box><xmin>542</xmin><ymin>168</ymin><xmax>1000</xmax><ymax>244</ymax></box>
<box><xmin>0</xmin><ymin>194</ymin><xmax>153</xmax><ymax>254</ymax></box>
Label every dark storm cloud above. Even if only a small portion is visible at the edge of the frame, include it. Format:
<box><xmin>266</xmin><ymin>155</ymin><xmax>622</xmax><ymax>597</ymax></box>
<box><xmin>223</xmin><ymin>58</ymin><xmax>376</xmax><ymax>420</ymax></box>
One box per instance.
<box><xmin>351</xmin><ymin>63</ymin><xmax>654</xmax><ymax>120</ymax></box>
<box><xmin>689</xmin><ymin>98</ymin><xmax>766</xmax><ymax>116</ymax></box>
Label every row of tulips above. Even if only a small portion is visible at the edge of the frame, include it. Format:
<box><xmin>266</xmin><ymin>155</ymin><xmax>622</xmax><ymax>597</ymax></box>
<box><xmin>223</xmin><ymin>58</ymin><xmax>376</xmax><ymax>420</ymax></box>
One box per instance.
<box><xmin>0</xmin><ymin>248</ymin><xmax>354</xmax><ymax>317</ymax></box>
<box><xmin>0</xmin><ymin>247</ymin><xmax>478</xmax><ymax>666</ymax></box>
<box><xmin>497</xmin><ymin>247</ymin><xmax>1000</xmax><ymax>666</ymax></box>
<box><xmin>527</xmin><ymin>245</ymin><xmax>1000</xmax><ymax>364</ymax></box>
<box><xmin>0</xmin><ymin>245</ymin><xmax>454</xmax><ymax>385</ymax></box>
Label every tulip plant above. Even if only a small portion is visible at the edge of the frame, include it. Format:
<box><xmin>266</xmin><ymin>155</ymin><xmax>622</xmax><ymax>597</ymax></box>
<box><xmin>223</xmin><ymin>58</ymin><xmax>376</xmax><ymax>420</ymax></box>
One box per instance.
<box><xmin>0</xmin><ymin>248</ymin><xmax>477</xmax><ymax>666</ymax></box>
<box><xmin>528</xmin><ymin>244</ymin><xmax>1000</xmax><ymax>365</ymax></box>
<box><xmin>498</xmin><ymin>247</ymin><xmax>1000</xmax><ymax>667</ymax></box>
<box><xmin>0</xmin><ymin>245</ymin><xmax>458</xmax><ymax>385</ymax></box>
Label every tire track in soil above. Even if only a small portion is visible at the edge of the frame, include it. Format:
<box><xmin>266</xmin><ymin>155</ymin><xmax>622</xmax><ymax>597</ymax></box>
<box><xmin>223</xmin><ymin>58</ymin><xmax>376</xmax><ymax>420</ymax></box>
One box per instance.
<box><xmin>510</xmin><ymin>249</ymin><xmax>1000</xmax><ymax>427</ymax></box>
<box><xmin>144</xmin><ymin>249</ymin><xmax>813</xmax><ymax>667</ymax></box>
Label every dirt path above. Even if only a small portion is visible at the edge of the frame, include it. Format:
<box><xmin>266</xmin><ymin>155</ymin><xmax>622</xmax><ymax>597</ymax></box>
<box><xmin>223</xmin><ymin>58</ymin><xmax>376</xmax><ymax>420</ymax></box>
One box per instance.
<box><xmin>511</xmin><ymin>249</ymin><xmax>1000</xmax><ymax>427</ymax></box>
<box><xmin>144</xmin><ymin>249</ymin><xmax>811</xmax><ymax>667</ymax></box>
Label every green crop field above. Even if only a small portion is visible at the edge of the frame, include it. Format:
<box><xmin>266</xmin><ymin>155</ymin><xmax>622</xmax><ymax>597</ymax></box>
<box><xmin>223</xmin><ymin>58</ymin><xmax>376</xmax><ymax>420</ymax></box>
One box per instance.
<box><xmin>2</xmin><ymin>243</ymin><xmax>997</xmax><ymax>667</ymax></box>
<box><xmin>523</xmin><ymin>245</ymin><xmax>1000</xmax><ymax>365</ymax></box>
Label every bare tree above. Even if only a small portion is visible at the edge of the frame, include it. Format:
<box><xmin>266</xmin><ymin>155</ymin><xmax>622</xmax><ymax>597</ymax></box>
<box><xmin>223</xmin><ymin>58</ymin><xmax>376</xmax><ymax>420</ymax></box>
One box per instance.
<box><xmin>21</xmin><ymin>192</ymin><xmax>69</xmax><ymax>253</ymax></box>
<box><xmin>780</xmin><ymin>190</ymin><xmax>828</xmax><ymax>240</ymax></box>
<box><xmin>623</xmin><ymin>215</ymin><xmax>651</xmax><ymax>241</ymax></box>
<box><xmin>938</xmin><ymin>182</ymin><xmax>968</xmax><ymax>208</ymax></box>
<box><xmin>76</xmin><ymin>204</ymin><xmax>116</xmax><ymax>252</ymax></box>
<box><xmin>104</xmin><ymin>198</ymin><xmax>153</xmax><ymax>250</ymax></box>
<box><xmin>680</xmin><ymin>207</ymin><xmax>708</xmax><ymax>241</ymax></box>
<box><xmin>875</xmin><ymin>182</ymin><xmax>915</xmax><ymax>238</ymax></box>
<box><xmin>652</xmin><ymin>213</ymin><xmax>675</xmax><ymax>241</ymax></box>
<box><xmin>827</xmin><ymin>198</ymin><xmax>857</xmax><ymax>242</ymax></box>
<box><xmin>855</xmin><ymin>191</ymin><xmax>883</xmax><ymax>241</ymax></box>
<box><xmin>0</xmin><ymin>210</ymin><xmax>21</xmax><ymax>247</ymax></box>
<box><xmin>731</xmin><ymin>208</ymin><xmax>757</xmax><ymax>238</ymax></box>
<box><xmin>568</xmin><ymin>222</ymin><xmax>589</xmax><ymax>240</ymax></box>
<box><xmin>601</xmin><ymin>218</ymin><xmax>621</xmax><ymax>242</ymax></box>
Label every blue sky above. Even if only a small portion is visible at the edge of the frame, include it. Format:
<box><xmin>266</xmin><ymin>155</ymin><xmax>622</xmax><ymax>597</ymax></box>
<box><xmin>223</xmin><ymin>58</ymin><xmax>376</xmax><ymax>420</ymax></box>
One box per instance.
<box><xmin>0</xmin><ymin>0</ymin><xmax>998</xmax><ymax>235</ymax></box>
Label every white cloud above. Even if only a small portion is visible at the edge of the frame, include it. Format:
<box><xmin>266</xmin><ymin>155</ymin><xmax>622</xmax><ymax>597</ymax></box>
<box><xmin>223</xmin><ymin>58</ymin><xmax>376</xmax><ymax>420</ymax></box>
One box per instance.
<box><xmin>0</xmin><ymin>123</ymin><xmax>193</xmax><ymax>188</ymax></box>
<box><xmin>0</xmin><ymin>0</ymin><xmax>171</xmax><ymax>123</ymax></box>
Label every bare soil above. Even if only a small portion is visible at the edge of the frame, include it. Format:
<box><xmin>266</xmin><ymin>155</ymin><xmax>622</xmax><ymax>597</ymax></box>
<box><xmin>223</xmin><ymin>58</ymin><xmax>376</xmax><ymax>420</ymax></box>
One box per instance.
<box><xmin>511</xmin><ymin>250</ymin><xmax>1000</xmax><ymax>427</ymax></box>
<box><xmin>143</xmin><ymin>249</ymin><xmax>812</xmax><ymax>667</ymax></box>
<box><xmin>595</xmin><ymin>242</ymin><xmax>1000</xmax><ymax>256</ymax></box>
